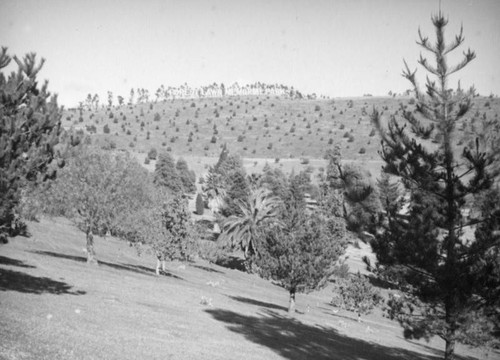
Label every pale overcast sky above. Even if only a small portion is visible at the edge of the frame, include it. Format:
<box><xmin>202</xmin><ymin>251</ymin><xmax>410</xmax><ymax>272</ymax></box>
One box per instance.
<box><xmin>2</xmin><ymin>0</ymin><xmax>499</xmax><ymax>107</ymax></box>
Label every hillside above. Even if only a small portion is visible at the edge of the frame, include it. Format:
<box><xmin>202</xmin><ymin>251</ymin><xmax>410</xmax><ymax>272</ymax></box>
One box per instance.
<box><xmin>63</xmin><ymin>95</ymin><xmax>500</xmax><ymax>164</ymax></box>
<box><xmin>1</xmin><ymin>217</ymin><xmax>492</xmax><ymax>360</ymax></box>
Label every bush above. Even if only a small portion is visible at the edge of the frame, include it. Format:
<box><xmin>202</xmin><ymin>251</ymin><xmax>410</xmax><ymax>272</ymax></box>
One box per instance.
<box><xmin>103</xmin><ymin>124</ymin><xmax>110</xmax><ymax>134</ymax></box>
<box><xmin>331</xmin><ymin>272</ymin><xmax>383</xmax><ymax>316</ymax></box>
<box><xmin>211</xmin><ymin>136</ymin><xmax>217</xmax><ymax>144</ymax></box>
<box><xmin>148</xmin><ymin>148</ymin><xmax>158</xmax><ymax>160</ymax></box>
<box><xmin>359</xmin><ymin>147</ymin><xmax>366</xmax><ymax>154</ymax></box>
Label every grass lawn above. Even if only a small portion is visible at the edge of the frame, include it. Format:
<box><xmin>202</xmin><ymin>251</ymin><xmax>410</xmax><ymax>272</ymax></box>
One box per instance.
<box><xmin>0</xmin><ymin>217</ymin><xmax>496</xmax><ymax>360</ymax></box>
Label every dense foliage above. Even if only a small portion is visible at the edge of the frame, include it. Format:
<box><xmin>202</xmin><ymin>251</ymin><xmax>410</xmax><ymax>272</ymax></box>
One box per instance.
<box><xmin>0</xmin><ymin>48</ymin><xmax>64</xmax><ymax>241</ymax></box>
<box><xmin>254</xmin><ymin>176</ymin><xmax>347</xmax><ymax>314</ymax></box>
<box><xmin>371</xmin><ymin>13</ymin><xmax>500</xmax><ymax>359</ymax></box>
<box><xmin>44</xmin><ymin>146</ymin><xmax>153</xmax><ymax>264</ymax></box>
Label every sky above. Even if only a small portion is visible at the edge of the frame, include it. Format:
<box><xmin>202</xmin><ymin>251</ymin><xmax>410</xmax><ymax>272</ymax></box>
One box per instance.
<box><xmin>2</xmin><ymin>0</ymin><xmax>500</xmax><ymax>107</ymax></box>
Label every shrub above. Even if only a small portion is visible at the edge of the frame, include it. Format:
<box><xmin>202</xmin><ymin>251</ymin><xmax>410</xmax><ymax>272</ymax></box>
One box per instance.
<box><xmin>103</xmin><ymin>124</ymin><xmax>110</xmax><ymax>134</ymax></box>
<box><xmin>148</xmin><ymin>148</ymin><xmax>158</xmax><ymax>160</ymax></box>
<box><xmin>359</xmin><ymin>147</ymin><xmax>366</xmax><ymax>154</ymax></box>
<box><xmin>331</xmin><ymin>272</ymin><xmax>382</xmax><ymax>317</ymax></box>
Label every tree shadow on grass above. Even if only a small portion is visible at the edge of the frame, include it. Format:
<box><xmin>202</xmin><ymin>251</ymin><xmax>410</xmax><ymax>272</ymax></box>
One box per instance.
<box><xmin>32</xmin><ymin>251</ymin><xmax>183</xmax><ymax>280</ymax></box>
<box><xmin>191</xmin><ymin>264</ymin><xmax>224</xmax><ymax>274</ymax></box>
<box><xmin>215</xmin><ymin>256</ymin><xmax>246</xmax><ymax>272</ymax></box>
<box><xmin>0</xmin><ymin>255</ymin><xmax>35</xmax><ymax>268</ymax></box>
<box><xmin>0</xmin><ymin>268</ymin><xmax>86</xmax><ymax>295</ymax></box>
<box><xmin>228</xmin><ymin>295</ymin><xmax>288</xmax><ymax>312</ymax></box>
<box><xmin>205</xmin><ymin>308</ymin><xmax>448</xmax><ymax>360</ymax></box>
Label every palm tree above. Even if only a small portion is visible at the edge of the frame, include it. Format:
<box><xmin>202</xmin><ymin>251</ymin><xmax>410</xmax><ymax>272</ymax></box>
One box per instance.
<box><xmin>220</xmin><ymin>188</ymin><xmax>281</xmax><ymax>259</ymax></box>
<box><xmin>203</xmin><ymin>169</ymin><xmax>226</xmax><ymax>214</ymax></box>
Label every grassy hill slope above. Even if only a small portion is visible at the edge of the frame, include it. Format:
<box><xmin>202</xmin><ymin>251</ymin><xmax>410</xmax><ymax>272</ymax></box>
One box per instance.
<box><xmin>1</xmin><ymin>217</ymin><xmax>492</xmax><ymax>360</ymax></box>
<box><xmin>64</xmin><ymin>95</ymin><xmax>500</xmax><ymax>162</ymax></box>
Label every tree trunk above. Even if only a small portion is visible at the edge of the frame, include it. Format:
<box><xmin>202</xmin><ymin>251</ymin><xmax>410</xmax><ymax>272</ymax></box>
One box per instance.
<box><xmin>86</xmin><ymin>229</ymin><xmax>98</xmax><ymax>265</ymax></box>
<box><xmin>156</xmin><ymin>258</ymin><xmax>161</xmax><ymax>276</ymax></box>
<box><xmin>288</xmin><ymin>288</ymin><xmax>296</xmax><ymax>315</ymax></box>
<box><xmin>444</xmin><ymin>337</ymin><xmax>456</xmax><ymax>360</ymax></box>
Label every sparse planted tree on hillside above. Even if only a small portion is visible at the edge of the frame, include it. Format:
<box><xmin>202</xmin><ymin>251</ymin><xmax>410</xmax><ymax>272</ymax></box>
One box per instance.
<box><xmin>371</xmin><ymin>12</ymin><xmax>499</xmax><ymax>359</ymax></box>
<box><xmin>0</xmin><ymin>47</ymin><xmax>64</xmax><ymax>242</ymax></box>
<box><xmin>107</xmin><ymin>91</ymin><xmax>113</xmax><ymax>108</ymax></box>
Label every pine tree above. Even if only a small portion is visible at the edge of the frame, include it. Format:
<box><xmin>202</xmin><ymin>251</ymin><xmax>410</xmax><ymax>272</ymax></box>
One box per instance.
<box><xmin>222</xmin><ymin>169</ymin><xmax>250</xmax><ymax>217</ymax></box>
<box><xmin>0</xmin><ymin>48</ymin><xmax>63</xmax><ymax>242</ymax></box>
<box><xmin>370</xmin><ymin>13</ymin><xmax>499</xmax><ymax>359</ymax></box>
<box><xmin>254</xmin><ymin>185</ymin><xmax>347</xmax><ymax>314</ymax></box>
<box><xmin>195</xmin><ymin>192</ymin><xmax>204</xmax><ymax>215</ymax></box>
<box><xmin>154</xmin><ymin>152</ymin><xmax>182</xmax><ymax>194</ymax></box>
<box><xmin>321</xmin><ymin>148</ymin><xmax>377</xmax><ymax>233</ymax></box>
<box><xmin>176</xmin><ymin>157</ymin><xmax>196</xmax><ymax>193</ymax></box>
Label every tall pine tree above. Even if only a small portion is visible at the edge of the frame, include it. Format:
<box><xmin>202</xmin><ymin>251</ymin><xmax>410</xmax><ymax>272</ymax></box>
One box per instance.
<box><xmin>0</xmin><ymin>48</ymin><xmax>63</xmax><ymax>241</ymax></box>
<box><xmin>154</xmin><ymin>152</ymin><xmax>182</xmax><ymax>194</ymax></box>
<box><xmin>371</xmin><ymin>12</ymin><xmax>499</xmax><ymax>359</ymax></box>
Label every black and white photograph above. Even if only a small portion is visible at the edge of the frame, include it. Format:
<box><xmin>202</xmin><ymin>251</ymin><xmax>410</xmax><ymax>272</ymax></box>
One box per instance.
<box><xmin>1</xmin><ymin>0</ymin><xmax>499</xmax><ymax>359</ymax></box>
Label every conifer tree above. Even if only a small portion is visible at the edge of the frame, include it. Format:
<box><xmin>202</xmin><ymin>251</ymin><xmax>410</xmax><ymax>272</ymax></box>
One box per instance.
<box><xmin>0</xmin><ymin>48</ymin><xmax>63</xmax><ymax>241</ymax></box>
<box><xmin>222</xmin><ymin>169</ymin><xmax>250</xmax><ymax>217</ymax></box>
<box><xmin>176</xmin><ymin>157</ymin><xmax>196</xmax><ymax>193</ymax></box>
<box><xmin>371</xmin><ymin>13</ymin><xmax>499</xmax><ymax>359</ymax></box>
<box><xmin>154</xmin><ymin>152</ymin><xmax>182</xmax><ymax>194</ymax></box>
<box><xmin>195</xmin><ymin>192</ymin><xmax>204</xmax><ymax>215</ymax></box>
<box><xmin>254</xmin><ymin>183</ymin><xmax>346</xmax><ymax>314</ymax></box>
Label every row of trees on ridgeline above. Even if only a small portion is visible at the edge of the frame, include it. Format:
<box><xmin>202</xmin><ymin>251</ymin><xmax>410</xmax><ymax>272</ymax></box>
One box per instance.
<box><xmin>1</xmin><ymin>11</ymin><xmax>499</xmax><ymax>360</ymax></box>
<box><xmin>80</xmin><ymin>82</ymin><xmax>313</xmax><ymax>111</ymax></box>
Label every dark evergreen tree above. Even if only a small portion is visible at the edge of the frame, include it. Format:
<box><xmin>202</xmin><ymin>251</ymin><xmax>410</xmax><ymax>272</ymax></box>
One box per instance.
<box><xmin>254</xmin><ymin>183</ymin><xmax>347</xmax><ymax>314</ymax></box>
<box><xmin>176</xmin><ymin>157</ymin><xmax>196</xmax><ymax>193</ymax></box>
<box><xmin>259</xmin><ymin>163</ymin><xmax>289</xmax><ymax>200</ymax></box>
<box><xmin>371</xmin><ymin>13</ymin><xmax>499</xmax><ymax>359</ymax></box>
<box><xmin>0</xmin><ymin>48</ymin><xmax>64</xmax><ymax>242</ymax></box>
<box><xmin>203</xmin><ymin>145</ymin><xmax>248</xmax><ymax>215</ymax></box>
<box><xmin>195</xmin><ymin>192</ymin><xmax>204</xmax><ymax>215</ymax></box>
<box><xmin>321</xmin><ymin>148</ymin><xmax>378</xmax><ymax>233</ymax></box>
<box><xmin>222</xmin><ymin>169</ymin><xmax>250</xmax><ymax>217</ymax></box>
<box><xmin>154</xmin><ymin>152</ymin><xmax>182</xmax><ymax>194</ymax></box>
